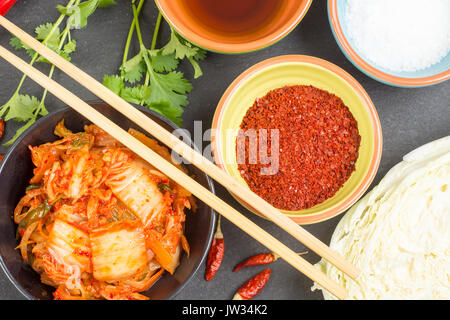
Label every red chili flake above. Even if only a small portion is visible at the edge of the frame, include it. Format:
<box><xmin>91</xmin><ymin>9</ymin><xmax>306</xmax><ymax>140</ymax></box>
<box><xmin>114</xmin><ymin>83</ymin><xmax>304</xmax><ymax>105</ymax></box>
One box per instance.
<box><xmin>237</xmin><ymin>85</ymin><xmax>361</xmax><ymax>211</ymax></box>
<box><xmin>233</xmin><ymin>268</ymin><xmax>271</xmax><ymax>300</ymax></box>
<box><xmin>73</xmin><ymin>248</ymin><xmax>91</xmax><ymax>258</ymax></box>
<box><xmin>205</xmin><ymin>216</ymin><xmax>224</xmax><ymax>281</ymax></box>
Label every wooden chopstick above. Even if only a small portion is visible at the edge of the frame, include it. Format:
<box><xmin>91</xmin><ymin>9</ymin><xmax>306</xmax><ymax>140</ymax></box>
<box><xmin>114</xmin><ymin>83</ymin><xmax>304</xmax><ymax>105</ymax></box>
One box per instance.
<box><xmin>0</xmin><ymin>14</ymin><xmax>358</xmax><ymax>280</ymax></box>
<box><xmin>0</xmin><ymin>14</ymin><xmax>359</xmax><ymax>281</ymax></box>
<box><xmin>0</xmin><ymin>15</ymin><xmax>360</xmax><ymax>282</ymax></box>
<box><xmin>0</xmin><ymin>44</ymin><xmax>348</xmax><ymax>300</ymax></box>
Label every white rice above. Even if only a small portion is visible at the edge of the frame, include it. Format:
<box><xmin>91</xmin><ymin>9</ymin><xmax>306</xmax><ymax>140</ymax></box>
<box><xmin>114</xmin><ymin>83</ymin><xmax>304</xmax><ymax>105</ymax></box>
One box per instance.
<box><xmin>344</xmin><ymin>0</ymin><xmax>450</xmax><ymax>72</ymax></box>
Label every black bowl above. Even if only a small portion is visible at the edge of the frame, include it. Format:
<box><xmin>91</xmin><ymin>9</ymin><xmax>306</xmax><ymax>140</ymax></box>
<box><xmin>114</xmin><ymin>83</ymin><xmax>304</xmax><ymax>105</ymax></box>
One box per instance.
<box><xmin>0</xmin><ymin>102</ymin><xmax>216</xmax><ymax>300</ymax></box>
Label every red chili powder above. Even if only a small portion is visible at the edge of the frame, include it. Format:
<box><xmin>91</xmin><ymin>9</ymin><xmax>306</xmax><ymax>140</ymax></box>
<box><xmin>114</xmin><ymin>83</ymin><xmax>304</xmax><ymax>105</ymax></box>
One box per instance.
<box><xmin>237</xmin><ymin>85</ymin><xmax>361</xmax><ymax>211</ymax></box>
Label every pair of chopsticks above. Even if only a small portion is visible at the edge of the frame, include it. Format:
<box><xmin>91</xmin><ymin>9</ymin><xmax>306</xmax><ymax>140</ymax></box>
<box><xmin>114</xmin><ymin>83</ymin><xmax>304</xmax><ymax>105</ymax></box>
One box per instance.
<box><xmin>0</xmin><ymin>15</ymin><xmax>358</xmax><ymax>300</ymax></box>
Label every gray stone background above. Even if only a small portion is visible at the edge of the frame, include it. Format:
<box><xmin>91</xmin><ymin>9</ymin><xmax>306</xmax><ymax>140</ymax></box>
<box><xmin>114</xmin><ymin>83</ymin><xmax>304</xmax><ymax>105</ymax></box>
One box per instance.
<box><xmin>0</xmin><ymin>0</ymin><xmax>448</xmax><ymax>300</ymax></box>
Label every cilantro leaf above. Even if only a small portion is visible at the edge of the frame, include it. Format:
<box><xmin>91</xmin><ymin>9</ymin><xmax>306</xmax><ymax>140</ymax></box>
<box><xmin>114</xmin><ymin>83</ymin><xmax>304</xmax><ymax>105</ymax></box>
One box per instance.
<box><xmin>10</xmin><ymin>37</ymin><xmax>36</xmax><ymax>58</ymax></box>
<box><xmin>147</xmin><ymin>71</ymin><xmax>192</xmax><ymax>110</ymax></box>
<box><xmin>57</xmin><ymin>0</ymin><xmax>98</xmax><ymax>29</ymax></box>
<box><xmin>2</xmin><ymin>0</ymin><xmax>113</xmax><ymax>146</ymax></box>
<box><xmin>60</xmin><ymin>39</ymin><xmax>77</xmax><ymax>61</ymax></box>
<box><xmin>99</xmin><ymin>10</ymin><xmax>206</xmax><ymax>128</ymax></box>
<box><xmin>188</xmin><ymin>57</ymin><xmax>203</xmax><ymax>79</ymax></box>
<box><xmin>37</xmin><ymin>39</ymin><xmax>77</xmax><ymax>63</ymax></box>
<box><xmin>35</xmin><ymin>23</ymin><xmax>61</xmax><ymax>51</ymax></box>
<box><xmin>0</xmin><ymin>94</ymin><xmax>40</xmax><ymax>122</ymax></box>
<box><xmin>103</xmin><ymin>74</ymin><xmax>124</xmax><ymax>95</ymax></box>
<box><xmin>150</xmin><ymin>51</ymin><xmax>179</xmax><ymax>73</ymax></box>
<box><xmin>159</xmin><ymin>30</ymin><xmax>206</xmax><ymax>78</ymax></box>
<box><xmin>121</xmin><ymin>52</ymin><xmax>146</xmax><ymax>84</ymax></box>
<box><xmin>161</xmin><ymin>31</ymin><xmax>199</xmax><ymax>60</ymax></box>
<box><xmin>193</xmin><ymin>47</ymin><xmax>207</xmax><ymax>61</ymax></box>
<box><xmin>9</xmin><ymin>37</ymin><xmax>23</xmax><ymax>50</ymax></box>
<box><xmin>97</xmin><ymin>0</ymin><xmax>117</xmax><ymax>8</ymax></box>
<box><xmin>155</xmin><ymin>71</ymin><xmax>192</xmax><ymax>94</ymax></box>
<box><xmin>3</xmin><ymin>118</ymin><xmax>36</xmax><ymax>147</ymax></box>
<box><xmin>35</xmin><ymin>23</ymin><xmax>55</xmax><ymax>40</ymax></box>
<box><xmin>63</xmin><ymin>40</ymin><xmax>77</xmax><ymax>55</ymax></box>
<box><xmin>0</xmin><ymin>93</ymin><xmax>47</xmax><ymax>146</ymax></box>
<box><xmin>148</xmin><ymin>101</ymin><xmax>183</xmax><ymax>126</ymax></box>
<box><xmin>11</xmin><ymin>23</ymin><xmax>70</xmax><ymax>63</ymax></box>
<box><xmin>120</xmin><ymin>85</ymin><xmax>151</xmax><ymax>105</ymax></box>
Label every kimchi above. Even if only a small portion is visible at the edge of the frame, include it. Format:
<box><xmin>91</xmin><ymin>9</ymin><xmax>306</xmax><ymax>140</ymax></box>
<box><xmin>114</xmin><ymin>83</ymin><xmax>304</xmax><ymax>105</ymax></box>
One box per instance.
<box><xmin>14</xmin><ymin>120</ymin><xmax>194</xmax><ymax>300</ymax></box>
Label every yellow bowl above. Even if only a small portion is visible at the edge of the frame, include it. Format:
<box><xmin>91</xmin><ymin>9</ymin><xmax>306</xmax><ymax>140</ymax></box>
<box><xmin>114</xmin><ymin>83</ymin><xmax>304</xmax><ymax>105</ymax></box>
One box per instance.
<box><xmin>211</xmin><ymin>55</ymin><xmax>382</xmax><ymax>224</ymax></box>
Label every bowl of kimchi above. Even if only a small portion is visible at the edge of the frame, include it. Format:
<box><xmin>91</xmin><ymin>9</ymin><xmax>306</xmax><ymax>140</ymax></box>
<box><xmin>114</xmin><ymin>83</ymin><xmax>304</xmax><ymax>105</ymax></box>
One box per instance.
<box><xmin>0</xmin><ymin>102</ymin><xmax>216</xmax><ymax>300</ymax></box>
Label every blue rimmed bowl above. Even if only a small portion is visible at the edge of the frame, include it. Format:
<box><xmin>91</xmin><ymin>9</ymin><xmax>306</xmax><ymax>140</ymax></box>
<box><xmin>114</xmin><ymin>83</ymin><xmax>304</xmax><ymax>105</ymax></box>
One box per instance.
<box><xmin>328</xmin><ymin>0</ymin><xmax>450</xmax><ymax>87</ymax></box>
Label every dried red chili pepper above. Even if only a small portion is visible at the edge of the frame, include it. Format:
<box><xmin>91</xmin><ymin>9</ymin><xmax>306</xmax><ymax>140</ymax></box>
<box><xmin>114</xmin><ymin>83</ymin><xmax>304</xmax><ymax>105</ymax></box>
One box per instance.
<box><xmin>237</xmin><ymin>85</ymin><xmax>361</xmax><ymax>211</ymax></box>
<box><xmin>205</xmin><ymin>216</ymin><xmax>224</xmax><ymax>281</ymax></box>
<box><xmin>0</xmin><ymin>119</ymin><xmax>4</xmax><ymax>140</ymax></box>
<box><xmin>0</xmin><ymin>154</ymin><xmax>4</xmax><ymax>162</ymax></box>
<box><xmin>233</xmin><ymin>251</ymin><xmax>307</xmax><ymax>272</ymax></box>
<box><xmin>0</xmin><ymin>0</ymin><xmax>18</xmax><ymax>15</ymax></box>
<box><xmin>234</xmin><ymin>253</ymin><xmax>277</xmax><ymax>272</ymax></box>
<box><xmin>233</xmin><ymin>268</ymin><xmax>271</xmax><ymax>300</ymax></box>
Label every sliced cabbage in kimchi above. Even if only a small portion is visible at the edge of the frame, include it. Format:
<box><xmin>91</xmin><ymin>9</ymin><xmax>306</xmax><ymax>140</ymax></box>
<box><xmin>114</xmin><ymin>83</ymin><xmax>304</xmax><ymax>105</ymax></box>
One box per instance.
<box><xmin>13</xmin><ymin>121</ymin><xmax>194</xmax><ymax>300</ymax></box>
<box><xmin>90</xmin><ymin>221</ymin><xmax>147</xmax><ymax>282</ymax></box>
<box><xmin>47</xmin><ymin>218</ymin><xmax>91</xmax><ymax>273</ymax></box>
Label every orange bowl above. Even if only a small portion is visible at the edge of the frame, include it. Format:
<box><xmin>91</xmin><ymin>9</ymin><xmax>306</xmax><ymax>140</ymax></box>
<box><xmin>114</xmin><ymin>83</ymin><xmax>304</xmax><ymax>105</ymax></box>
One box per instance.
<box><xmin>155</xmin><ymin>0</ymin><xmax>313</xmax><ymax>54</ymax></box>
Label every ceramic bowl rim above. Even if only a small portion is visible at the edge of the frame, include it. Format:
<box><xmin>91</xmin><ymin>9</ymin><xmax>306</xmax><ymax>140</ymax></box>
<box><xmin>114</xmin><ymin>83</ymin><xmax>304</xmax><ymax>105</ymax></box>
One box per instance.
<box><xmin>155</xmin><ymin>0</ymin><xmax>313</xmax><ymax>54</ymax></box>
<box><xmin>211</xmin><ymin>55</ymin><xmax>382</xmax><ymax>224</ymax></box>
<box><xmin>0</xmin><ymin>102</ymin><xmax>216</xmax><ymax>300</ymax></box>
<box><xmin>327</xmin><ymin>0</ymin><xmax>450</xmax><ymax>88</ymax></box>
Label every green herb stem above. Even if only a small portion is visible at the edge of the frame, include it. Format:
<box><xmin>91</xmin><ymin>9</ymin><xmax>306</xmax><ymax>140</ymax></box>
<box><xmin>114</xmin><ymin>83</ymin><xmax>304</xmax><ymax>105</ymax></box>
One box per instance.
<box><xmin>143</xmin><ymin>13</ymin><xmax>162</xmax><ymax>86</ymax></box>
<box><xmin>151</xmin><ymin>13</ymin><xmax>162</xmax><ymax>51</ymax></box>
<box><xmin>102</xmin><ymin>2</ymin><xmax>204</xmax><ymax>126</ymax></box>
<box><xmin>12</xmin><ymin>0</ymin><xmax>77</xmax><ymax>95</ymax></box>
<box><xmin>122</xmin><ymin>0</ymin><xmax>145</xmax><ymax>66</ymax></box>
<box><xmin>36</xmin><ymin>16</ymin><xmax>74</xmax><ymax>116</ymax></box>
<box><xmin>132</xmin><ymin>3</ymin><xmax>145</xmax><ymax>49</ymax></box>
<box><xmin>1</xmin><ymin>0</ymin><xmax>115</xmax><ymax>146</ymax></box>
<box><xmin>132</xmin><ymin>1</ymin><xmax>154</xmax><ymax>91</ymax></box>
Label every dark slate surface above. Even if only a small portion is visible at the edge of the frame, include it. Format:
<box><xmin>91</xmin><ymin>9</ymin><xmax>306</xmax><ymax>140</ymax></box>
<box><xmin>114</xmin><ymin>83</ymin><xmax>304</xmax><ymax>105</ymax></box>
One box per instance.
<box><xmin>0</xmin><ymin>0</ymin><xmax>448</xmax><ymax>300</ymax></box>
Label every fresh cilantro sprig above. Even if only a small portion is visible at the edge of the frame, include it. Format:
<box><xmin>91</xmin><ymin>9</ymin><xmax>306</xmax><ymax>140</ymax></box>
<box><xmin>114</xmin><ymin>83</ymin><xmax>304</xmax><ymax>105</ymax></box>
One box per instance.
<box><xmin>57</xmin><ymin>0</ymin><xmax>115</xmax><ymax>30</ymax></box>
<box><xmin>103</xmin><ymin>0</ymin><xmax>206</xmax><ymax>126</ymax></box>
<box><xmin>0</xmin><ymin>0</ymin><xmax>116</xmax><ymax>146</ymax></box>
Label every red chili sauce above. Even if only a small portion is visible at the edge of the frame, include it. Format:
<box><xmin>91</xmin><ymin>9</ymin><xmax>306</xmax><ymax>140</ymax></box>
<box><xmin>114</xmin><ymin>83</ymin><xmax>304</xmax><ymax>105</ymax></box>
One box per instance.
<box><xmin>236</xmin><ymin>85</ymin><xmax>361</xmax><ymax>211</ymax></box>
